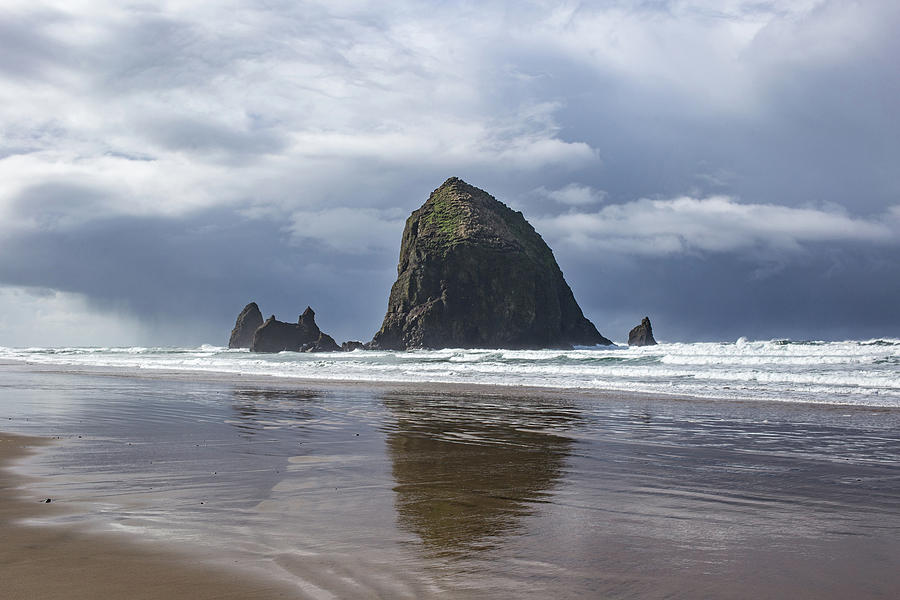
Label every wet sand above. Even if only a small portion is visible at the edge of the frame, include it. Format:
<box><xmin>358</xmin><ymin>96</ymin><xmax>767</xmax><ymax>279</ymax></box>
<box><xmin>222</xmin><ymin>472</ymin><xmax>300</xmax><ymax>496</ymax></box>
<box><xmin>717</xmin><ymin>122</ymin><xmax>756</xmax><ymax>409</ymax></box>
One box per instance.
<box><xmin>2</xmin><ymin>361</ymin><xmax>900</xmax><ymax>599</ymax></box>
<box><xmin>0</xmin><ymin>433</ymin><xmax>298</xmax><ymax>600</ymax></box>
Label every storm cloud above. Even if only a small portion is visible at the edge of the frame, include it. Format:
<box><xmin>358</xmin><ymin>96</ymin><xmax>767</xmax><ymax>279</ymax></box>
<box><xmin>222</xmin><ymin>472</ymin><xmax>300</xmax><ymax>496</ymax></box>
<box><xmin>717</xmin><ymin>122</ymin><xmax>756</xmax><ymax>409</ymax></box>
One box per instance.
<box><xmin>1</xmin><ymin>0</ymin><xmax>898</xmax><ymax>346</ymax></box>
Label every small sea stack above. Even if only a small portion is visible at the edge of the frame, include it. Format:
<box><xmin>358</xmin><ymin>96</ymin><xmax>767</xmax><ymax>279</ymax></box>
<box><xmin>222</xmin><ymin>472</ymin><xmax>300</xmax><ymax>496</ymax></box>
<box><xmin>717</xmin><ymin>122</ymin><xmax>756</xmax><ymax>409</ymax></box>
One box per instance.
<box><xmin>370</xmin><ymin>177</ymin><xmax>612</xmax><ymax>350</ymax></box>
<box><xmin>628</xmin><ymin>317</ymin><xmax>657</xmax><ymax>346</ymax></box>
<box><xmin>225</xmin><ymin>302</ymin><xmax>341</xmax><ymax>353</ymax></box>
<box><xmin>250</xmin><ymin>306</ymin><xmax>340</xmax><ymax>353</ymax></box>
<box><xmin>228</xmin><ymin>302</ymin><xmax>264</xmax><ymax>349</ymax></box>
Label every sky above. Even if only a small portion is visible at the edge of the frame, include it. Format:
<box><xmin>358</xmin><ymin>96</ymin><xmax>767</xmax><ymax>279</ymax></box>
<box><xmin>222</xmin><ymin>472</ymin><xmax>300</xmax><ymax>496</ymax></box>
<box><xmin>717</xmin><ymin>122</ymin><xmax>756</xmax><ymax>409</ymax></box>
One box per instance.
<box><xmin>1</xmin><ymin>0</ymin><xmax>898</xmax><ymax>347</ymax></box>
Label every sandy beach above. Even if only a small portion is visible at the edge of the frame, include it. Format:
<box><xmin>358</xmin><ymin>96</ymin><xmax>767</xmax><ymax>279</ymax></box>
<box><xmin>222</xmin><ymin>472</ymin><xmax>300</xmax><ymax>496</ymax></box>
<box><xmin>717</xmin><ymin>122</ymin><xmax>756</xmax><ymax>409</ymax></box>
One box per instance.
<box><xmin>1</xmin><ymin>433</ymin><xmax>298</xmax><ymax>599</ymax></box>
<box><xmin>2</xmin><ymin>359</ymin><xmax>900</xmax><ymax>599</ymax></box>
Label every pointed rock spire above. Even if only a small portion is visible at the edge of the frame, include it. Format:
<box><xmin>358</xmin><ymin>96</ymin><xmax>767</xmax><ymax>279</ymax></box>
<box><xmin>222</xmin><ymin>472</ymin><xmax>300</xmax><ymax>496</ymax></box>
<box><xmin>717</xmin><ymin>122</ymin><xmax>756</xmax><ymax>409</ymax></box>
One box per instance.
<box><xmin>628</xmin><ymin>317</ymin><xmax>658</xmax><ymax>346</ymax></box>
<box><xmin>228</xmin><ymin>302</ymin><xmax>264</xmax><ymax>349</ymax></box>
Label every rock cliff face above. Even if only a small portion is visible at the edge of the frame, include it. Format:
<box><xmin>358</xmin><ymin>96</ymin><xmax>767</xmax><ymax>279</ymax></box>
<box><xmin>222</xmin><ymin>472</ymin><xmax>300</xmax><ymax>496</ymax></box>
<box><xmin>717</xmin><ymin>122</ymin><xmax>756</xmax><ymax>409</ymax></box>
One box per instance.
<box><xmin>628</xmin><ymin>317</ymin><xmax>657</xmax><ymax>346</ymax></box>
<box><xmin>228</xmin><ymin>302</ymin><xmax>264</xmax><ymax>349</ymax></box>
<box><xmin>249</xmin><ymin>306</ymin><xmax>340</xmax><ymax>353</ymax></box>
<box><xmin>371</xmin><ymin>177</ymin><xmax>612</xmax><ymax>350</ymax></box>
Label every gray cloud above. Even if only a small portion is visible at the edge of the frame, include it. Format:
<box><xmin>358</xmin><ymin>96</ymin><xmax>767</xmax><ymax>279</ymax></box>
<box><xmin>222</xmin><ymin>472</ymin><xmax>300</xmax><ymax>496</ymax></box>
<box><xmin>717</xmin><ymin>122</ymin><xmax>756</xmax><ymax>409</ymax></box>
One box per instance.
<box><xmin>535</xmin><ymin>183</ymin><xmax>607</xmax><ymax>206</ymax></box>
<box><xmin>139</xmin><ymin>116</ymin><xmax>288</xmax><ymax>158</ymax></box>
<box><xmin>534</xmin><ymin>197</ymin><xmax>899</xmax><ymax>257</ymax></box>
<box><xmin>0</xmin><ymin>203</ymin><xmax>399</xmax><ymax>345</ymax></box>
<box><xmin>1</xmin><ymin>0</ymin><xmax>899</xmax><ymax>346</ymax></box>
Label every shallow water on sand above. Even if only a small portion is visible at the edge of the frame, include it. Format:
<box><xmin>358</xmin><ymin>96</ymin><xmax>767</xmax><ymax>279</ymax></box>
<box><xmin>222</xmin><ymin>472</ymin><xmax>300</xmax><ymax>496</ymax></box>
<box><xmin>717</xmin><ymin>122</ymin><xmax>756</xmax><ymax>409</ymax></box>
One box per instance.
<box><xmin>3</xmin><ymin>362</ymin><xmax>900</xmax><ymax>599</ymax></box>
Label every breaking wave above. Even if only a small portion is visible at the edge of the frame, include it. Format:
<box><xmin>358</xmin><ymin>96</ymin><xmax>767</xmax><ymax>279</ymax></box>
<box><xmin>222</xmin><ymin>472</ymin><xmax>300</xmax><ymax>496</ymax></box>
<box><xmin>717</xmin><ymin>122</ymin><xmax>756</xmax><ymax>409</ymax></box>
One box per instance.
<box><xmin>2</xmin><ymin>338</ymin><xmax>898</xmax><ymax>407</ymax></box>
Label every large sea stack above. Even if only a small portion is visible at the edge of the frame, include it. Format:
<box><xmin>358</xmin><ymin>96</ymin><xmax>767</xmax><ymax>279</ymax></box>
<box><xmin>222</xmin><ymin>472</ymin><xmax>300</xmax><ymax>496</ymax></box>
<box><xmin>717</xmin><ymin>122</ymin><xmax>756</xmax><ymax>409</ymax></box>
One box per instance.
<box><xmin>371</xmin><ymin>177</ymin><xmax>612</xmax><ymax>350</ymax></box>
<box><xmin>228</xmin><ymin>302</ymin><xmax>264</xmax><ymax>349</ymax></box>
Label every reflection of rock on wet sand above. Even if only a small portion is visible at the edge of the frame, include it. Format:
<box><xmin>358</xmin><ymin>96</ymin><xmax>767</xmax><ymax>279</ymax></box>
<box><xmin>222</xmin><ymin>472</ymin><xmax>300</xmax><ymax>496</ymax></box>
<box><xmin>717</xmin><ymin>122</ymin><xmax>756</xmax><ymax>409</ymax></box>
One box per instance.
<box><xmin>384</xmin><ymin>392</ymin><xmax>576</xmax><ymax>557</ymax></box>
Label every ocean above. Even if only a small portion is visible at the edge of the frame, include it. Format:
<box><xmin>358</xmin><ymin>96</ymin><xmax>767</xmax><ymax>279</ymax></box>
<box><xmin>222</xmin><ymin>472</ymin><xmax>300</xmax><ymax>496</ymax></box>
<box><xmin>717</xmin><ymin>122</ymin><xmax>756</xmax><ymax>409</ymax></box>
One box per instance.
<box><xmin>2</xmin><ymin>337</ymin><xmax>899</xmax><ymax>407</ymax></box>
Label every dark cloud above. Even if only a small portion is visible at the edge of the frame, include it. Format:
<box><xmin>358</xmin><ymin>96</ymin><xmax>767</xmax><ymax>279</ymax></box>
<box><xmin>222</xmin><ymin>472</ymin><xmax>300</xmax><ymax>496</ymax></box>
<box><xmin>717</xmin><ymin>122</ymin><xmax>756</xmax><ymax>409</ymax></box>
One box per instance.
<box><xmin>0</xmin><ymin>205</ymin><xmax>399</xmax><ymax>345</ymax></box>
<box><xmin>0</xmin><ymin>8</ymin><xmax>69</xmax><ymax>80</ymax></box>
<box><xmin>10</xmin><ymin>181</ymin><xmax>113</xmax><ymax>230</ymax></box>
<box><xmin>140</xmin><ymin>116</ymin><xmax>288</xmax><ymax>158</ymax></box>
<box><xmin>563</xmin><ymin>244</ymin><xmax>900</xmax><ymax>342</ymax></box>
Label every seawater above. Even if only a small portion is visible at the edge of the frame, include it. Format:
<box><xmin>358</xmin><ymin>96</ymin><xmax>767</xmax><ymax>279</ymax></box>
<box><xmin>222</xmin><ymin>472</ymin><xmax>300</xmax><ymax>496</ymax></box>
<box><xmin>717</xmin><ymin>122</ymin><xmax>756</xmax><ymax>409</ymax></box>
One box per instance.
<box><xmin>3</xmin><ymin>338</ymin><xmax>899</xmax><ymax>407</ymax></box>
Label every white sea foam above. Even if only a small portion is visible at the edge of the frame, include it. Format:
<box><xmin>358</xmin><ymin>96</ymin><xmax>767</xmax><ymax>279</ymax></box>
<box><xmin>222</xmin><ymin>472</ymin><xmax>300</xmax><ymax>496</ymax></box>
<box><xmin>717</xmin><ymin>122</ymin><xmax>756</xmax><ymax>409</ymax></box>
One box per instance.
<box><xmin>1</xmin><ymin>339</ymin><xmax>898</xmax><ymax>407</ymax></box>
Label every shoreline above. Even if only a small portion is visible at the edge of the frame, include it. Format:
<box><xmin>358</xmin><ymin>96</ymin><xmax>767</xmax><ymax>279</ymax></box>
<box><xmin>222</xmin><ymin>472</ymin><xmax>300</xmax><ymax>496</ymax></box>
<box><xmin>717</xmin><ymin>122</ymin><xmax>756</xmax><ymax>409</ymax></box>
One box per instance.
<box><xmin>1</xmin><ymin>357</ymin><xmax>894</xmax><ymax>413</ymax></box>
<box><xmin>0</xmin><ymin>432</ymin><xmax>300</xmax><ymax>599</ymax></box>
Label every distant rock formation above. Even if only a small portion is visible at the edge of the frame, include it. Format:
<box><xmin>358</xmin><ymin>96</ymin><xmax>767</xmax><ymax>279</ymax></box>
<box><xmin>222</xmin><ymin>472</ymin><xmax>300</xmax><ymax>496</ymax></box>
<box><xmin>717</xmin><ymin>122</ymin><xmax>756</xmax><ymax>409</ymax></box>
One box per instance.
<box><xmin>248</xmin><ymin>306</ymin><xmax>340</xmax><ymax>353</ymax></box>
<box><xmin>628</xmin><ymin>317</ymin><xmax>657</xmax><ymax>346</ymax></box>
<box><xmin>371</xmin><ymin>177</ymin><xmax>612</xmax><ymax>349</ymax></box>
<box><xmin>301</xmin><ymin>332</ymin><xmax>341</xmax><ymax>353</ymax></box>
<box><xmin>341</xmin><ymin>341</ymin><xmax>365</xmax><ymax>351</ymax></box>
<box><xmin>228</xmin><ymin>302</ymin><xmax>264</xmax><ymax>349</ymax></box>
<box><xmin>250</xmin><ymin>316</ymin><xmax>301</xmax><ymax>353</ymax></box>
<box><xmin>298</xmin><ymin>306</ymin><xmax>321</xmax><ymax>340</ymax></box>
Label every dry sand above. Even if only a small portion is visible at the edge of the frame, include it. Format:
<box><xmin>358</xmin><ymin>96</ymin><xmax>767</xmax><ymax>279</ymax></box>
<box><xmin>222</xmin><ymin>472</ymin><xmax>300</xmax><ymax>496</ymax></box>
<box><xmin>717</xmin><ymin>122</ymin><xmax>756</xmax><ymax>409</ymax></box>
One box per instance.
<box><xmin>0</xmin><ymin>432</ymin><xmax>299</xmax><ymax>600</ymax></box>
